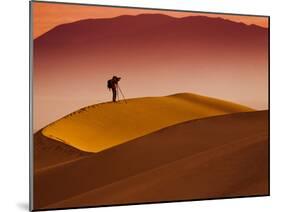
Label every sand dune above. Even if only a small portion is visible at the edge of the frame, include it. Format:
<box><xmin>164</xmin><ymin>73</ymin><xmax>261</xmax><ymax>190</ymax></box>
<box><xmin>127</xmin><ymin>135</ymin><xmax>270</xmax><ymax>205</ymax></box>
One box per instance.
<box><xmin>34</xmin><ymin>132</ymin><xmax>91</xmax><ymax>170</ymax></box>
<box><xmin>34</xmin><ymin>110</ymin><xmax>268</xmax><ymax>210</ymax></box>
<box><xmin>42</xmin><ymin>93</ymin><xmax>253</xmax><ymax>152</ymax></box>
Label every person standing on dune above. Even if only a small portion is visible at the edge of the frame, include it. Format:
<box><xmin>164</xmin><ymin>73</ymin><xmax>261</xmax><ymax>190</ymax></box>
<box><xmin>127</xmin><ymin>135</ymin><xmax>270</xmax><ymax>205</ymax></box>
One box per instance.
<box><xmin>107</xmin><ymin>76</ymin><xmax>121</xmax><ymax>102</ymax></box>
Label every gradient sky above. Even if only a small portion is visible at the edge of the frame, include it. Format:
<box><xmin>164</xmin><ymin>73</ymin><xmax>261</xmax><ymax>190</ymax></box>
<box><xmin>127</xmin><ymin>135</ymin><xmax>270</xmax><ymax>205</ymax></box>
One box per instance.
<box><xmin>33</xmin><ymin>2</ymin><xmax>268</xmax><ymax>38</ymax></box>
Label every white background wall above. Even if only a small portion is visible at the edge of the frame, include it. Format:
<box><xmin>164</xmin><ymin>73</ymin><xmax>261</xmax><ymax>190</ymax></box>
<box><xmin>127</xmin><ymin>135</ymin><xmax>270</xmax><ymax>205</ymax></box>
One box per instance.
<box><xmin>0</xmin><ymin>0</ymin><xmax>279</xmax><ymax>211</ymax></box>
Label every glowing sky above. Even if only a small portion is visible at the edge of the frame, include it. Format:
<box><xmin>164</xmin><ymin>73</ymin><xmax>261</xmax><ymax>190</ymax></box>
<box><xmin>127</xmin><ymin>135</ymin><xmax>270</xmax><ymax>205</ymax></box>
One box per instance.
<box><xmin>33</xmin><ymin>2</ymin><xmax>268</xmax><ymax>39</ymax></box>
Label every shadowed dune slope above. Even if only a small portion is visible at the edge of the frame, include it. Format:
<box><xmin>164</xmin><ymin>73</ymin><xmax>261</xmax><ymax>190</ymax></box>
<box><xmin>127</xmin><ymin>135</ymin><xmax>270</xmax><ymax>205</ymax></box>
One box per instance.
<box><xmin>34</xmin><ymin>110</ymin><xmax>268</xmax><ymax>210</ymax></box>
<box><xmin>42</xmin><ymin>93</ymin><xmax>253</xmax><ymax>152</ymax></box>
<box><xmin>34</xmin><ymin>132</ymin><xmax>91</xmax><ymax>170</ymax></box>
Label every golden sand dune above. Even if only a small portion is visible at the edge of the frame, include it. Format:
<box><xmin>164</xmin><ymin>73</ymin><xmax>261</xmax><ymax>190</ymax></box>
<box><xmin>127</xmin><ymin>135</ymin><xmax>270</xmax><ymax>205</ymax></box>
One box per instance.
<box><xmin>42</xmin><ymin>93</ymin><xmax>253</xmax><ymax>152</ymax></box>
<box><xmin>34</xmin><ymin>111</ymin><xmax>268</xmax><ymax>209</ymax></box>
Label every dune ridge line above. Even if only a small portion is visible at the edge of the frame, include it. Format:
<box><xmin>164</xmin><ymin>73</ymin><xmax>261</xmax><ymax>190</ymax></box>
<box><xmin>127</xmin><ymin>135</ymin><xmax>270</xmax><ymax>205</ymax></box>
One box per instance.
<box><xmin>41</xmin><ymin>93</ymin><xmax>254</xmax><ymax>152</ymax></box>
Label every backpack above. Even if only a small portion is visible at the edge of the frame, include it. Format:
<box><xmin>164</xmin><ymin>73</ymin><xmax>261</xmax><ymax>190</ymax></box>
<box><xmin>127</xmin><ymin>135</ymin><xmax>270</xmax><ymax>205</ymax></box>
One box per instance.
<box><xmin>107</xmin><ymin>79</ymin><xmax>113</xmax><ymax>89</ymax></box>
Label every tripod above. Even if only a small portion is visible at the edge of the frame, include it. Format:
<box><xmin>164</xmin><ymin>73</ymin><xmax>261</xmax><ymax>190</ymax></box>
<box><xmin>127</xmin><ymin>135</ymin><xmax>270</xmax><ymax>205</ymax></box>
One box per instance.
<box><xmin>117</xmin><ymin>84</ymin><xmax>127</xmax><ymax>104</ymax></box>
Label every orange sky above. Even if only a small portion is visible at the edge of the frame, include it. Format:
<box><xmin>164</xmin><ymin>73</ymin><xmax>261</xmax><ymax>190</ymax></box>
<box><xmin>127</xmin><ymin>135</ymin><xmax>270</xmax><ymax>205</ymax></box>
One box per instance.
<box><xmin>32</xmin><ymin>2</ymin><xmax>268</xmax><ymax>39</ymax></box>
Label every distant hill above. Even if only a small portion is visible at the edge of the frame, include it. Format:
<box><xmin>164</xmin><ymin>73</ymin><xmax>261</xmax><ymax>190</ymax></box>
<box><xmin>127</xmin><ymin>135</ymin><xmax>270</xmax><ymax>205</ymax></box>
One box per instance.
<box><xmin>35</xmin><ymin>14</ymin><xmax>267</xmax><ymax>50</ymax></box>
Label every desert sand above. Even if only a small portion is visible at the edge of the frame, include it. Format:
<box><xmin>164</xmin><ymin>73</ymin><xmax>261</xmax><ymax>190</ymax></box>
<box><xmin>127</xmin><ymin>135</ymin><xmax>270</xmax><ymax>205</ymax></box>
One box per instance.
<box><xmin>34</xmin><ymin>109</ymin><xmax>268</xmax><ymax>210</ymax></box>
<box><xmin>42</xmin><ymin>93</ymin><xmax>253</xmax><ymax>152</ymax></box>
<box><xmin>34</xmin><ymin>132</ymin><xmax>91</xmax><ymax>170</ymax></box>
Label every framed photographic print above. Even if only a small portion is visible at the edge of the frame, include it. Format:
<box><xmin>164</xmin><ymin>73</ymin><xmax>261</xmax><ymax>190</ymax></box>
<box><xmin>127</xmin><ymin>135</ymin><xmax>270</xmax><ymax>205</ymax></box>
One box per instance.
<box><xmin>30</xmin><ymin>1</ymin><xmax>269</xmax><ymax>211</ymax></box>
